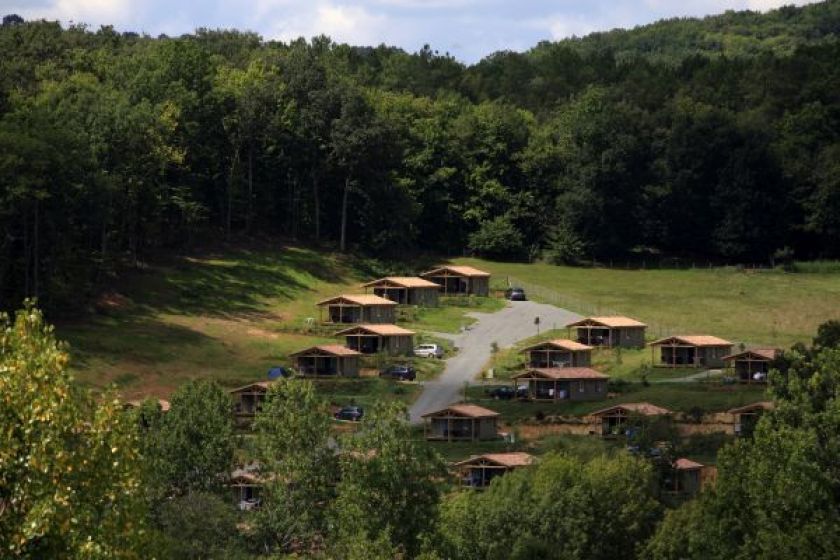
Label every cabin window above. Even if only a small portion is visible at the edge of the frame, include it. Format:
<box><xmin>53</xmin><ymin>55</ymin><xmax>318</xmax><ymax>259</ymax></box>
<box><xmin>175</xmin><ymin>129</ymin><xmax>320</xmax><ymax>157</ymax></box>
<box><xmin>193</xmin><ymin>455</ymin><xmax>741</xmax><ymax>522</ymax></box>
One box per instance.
<box><xmin>579</xmin><ymin>381</ymin><xmax>585</xmax><ymax>392</ymax></box>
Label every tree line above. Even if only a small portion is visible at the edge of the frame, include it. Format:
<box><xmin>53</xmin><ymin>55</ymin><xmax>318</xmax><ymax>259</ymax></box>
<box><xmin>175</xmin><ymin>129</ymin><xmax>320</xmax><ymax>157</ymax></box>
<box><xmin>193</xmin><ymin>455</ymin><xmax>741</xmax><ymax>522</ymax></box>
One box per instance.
<box><xmin>4</xmin><ymin>305</ymin><xmax>840</xmax><ymax>558</ymax></box>
<box><xmin>2</xmin><ymin>2</ymin><xmax>840</xmax><ymax>311</ymax></box>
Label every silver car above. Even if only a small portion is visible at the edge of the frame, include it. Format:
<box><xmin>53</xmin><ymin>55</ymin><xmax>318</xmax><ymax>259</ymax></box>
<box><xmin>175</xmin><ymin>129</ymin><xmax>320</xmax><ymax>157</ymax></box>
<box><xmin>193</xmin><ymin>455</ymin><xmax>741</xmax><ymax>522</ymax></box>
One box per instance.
<box><xmin>414</xmin><ymin>343</ymin><xmax>444</xmax><ymax>359</ymax></box>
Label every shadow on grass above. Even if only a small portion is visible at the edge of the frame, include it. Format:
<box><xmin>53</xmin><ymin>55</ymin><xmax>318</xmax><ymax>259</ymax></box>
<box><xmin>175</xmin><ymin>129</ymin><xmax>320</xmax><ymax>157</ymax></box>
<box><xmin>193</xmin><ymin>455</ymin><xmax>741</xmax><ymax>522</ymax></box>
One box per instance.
<box><xmin>62</xmin><ymin>315</ymin><xmax>218</xmax><ymax>368</ymax></box>
<box><xmin>118</xmin><ymin>246</ymin><xmax>350</xmax><ymax>319</ymax></box>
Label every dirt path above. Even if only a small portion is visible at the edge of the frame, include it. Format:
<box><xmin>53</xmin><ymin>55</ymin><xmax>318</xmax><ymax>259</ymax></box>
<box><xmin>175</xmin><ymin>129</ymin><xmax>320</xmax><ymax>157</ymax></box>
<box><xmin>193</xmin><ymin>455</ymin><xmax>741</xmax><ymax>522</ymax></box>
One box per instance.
<box><xmin>408</xmin><ymin>301</ymin><xmax>580</xmax><ymax>424</ymax></box>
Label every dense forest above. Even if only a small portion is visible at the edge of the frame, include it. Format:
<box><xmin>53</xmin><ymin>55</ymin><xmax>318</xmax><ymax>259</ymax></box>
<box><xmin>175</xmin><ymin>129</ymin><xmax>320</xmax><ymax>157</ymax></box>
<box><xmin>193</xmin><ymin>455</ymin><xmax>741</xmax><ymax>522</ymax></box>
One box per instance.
<box><xmin>2</xmin><ymin>1</ymin><xmax>840</xmax><ymax>310</ymax></box>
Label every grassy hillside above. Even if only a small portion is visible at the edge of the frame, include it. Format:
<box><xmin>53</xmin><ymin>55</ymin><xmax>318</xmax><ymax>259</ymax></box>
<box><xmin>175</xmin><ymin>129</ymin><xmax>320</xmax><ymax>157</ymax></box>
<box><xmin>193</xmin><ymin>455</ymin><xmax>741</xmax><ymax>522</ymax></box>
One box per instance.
<box><xmin>458</xmin><ymin>258</ymin><xmax>840</xmax><ymax>347</ymax></box>
<box><xmin>57</xmin><ymin>243</ymin><xmax>473</xmax><ymax>401</ymax></box>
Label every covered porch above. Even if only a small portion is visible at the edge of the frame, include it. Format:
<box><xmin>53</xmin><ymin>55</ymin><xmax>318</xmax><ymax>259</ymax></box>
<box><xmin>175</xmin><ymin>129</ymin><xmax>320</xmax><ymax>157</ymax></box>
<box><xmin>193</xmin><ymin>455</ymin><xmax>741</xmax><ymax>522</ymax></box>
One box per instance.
<box><xmin>723</xmin><ymin>349</ymin><xmax>779</xmax><ymax>383</ymax></box>
<box><xmin>335</xmin><ymin>324</ymin><xmax>415</xmax><ymax>356</ymax></box>
<box><xmin>422</xmin><ymin>404</ymin><xmax>500</xmax><ymax>442</ymax></box>
<box><xmin>229</xmin><ymin>382</ymin><xmax>272</xmax><ymax>422</ymax></box>
<box><xmin>290</xmin><ymin>345</ymin><xmax>361</xmax><ymax>377</ymax></box>
<box><xmin>455</xmin><ymin>453</ymin><xmax>535</xmax><ymax>488</ymax></box>
<box><xmin>589</xmin><ymin>402</ymin><xmax>672</xmax><ymax>437</ymax></box>
<box><xmin>420</xmin><ymin>265</ymin><xmax>491</xmax><ymax>296</ymax></box>
<box><xmin>520</xmin><ymin>339</ymin><xmax>592</xmax><ymax>368</ymax></box>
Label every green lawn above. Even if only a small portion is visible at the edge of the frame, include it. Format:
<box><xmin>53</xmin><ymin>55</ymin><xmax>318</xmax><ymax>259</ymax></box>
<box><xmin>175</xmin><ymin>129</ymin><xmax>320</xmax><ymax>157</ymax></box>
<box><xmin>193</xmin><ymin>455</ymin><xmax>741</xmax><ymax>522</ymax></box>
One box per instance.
<box><xmin>56</xmin><ymin>244</ymin><xmax>491</xmax><ymax>401</ymax></box>
<box><xmin>465</xmin><ymin>382</ymin><xmax>768</xmax><ymax>423</ymax></box>
<box><xmin>457</xmin><ymin>258</ymin><xmax>840</xmax><ymax>347</ymax></box>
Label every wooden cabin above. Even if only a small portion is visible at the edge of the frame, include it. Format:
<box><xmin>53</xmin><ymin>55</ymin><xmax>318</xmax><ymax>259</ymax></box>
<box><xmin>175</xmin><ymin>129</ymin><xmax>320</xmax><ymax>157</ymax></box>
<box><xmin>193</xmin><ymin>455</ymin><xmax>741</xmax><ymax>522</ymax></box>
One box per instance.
<box><xmin>362</xmin><ymin>276</ymin><xmax>440</xmax><ymax>307</ymax></box>
<box><xmin>512</xmin><ymin>367</ymin><xmax>608</xmax><ymax>402</ymax></box>
<box><xmin>290</xmin><ymin>345</ymin><xmax>362</xmax><ymax>377</ymax></box>
<box><xmin>566</xmin><ymin>316</ymin><xmax>647</xmax><ymax>349</ymax></box>
<box><xmin>455</xmin><ymin>452</ymin><xmax>535</xmax><ymax>488</ymax></box>
<box><xmin>589</xmin><ymin>402</ymin><xmax>672</xmax><ymax>436</ymax></box>
<box><xmin>335</xmin><ymin>324</ymin><xmax>415</xmax><ymax>355</ymax></box>
<box><xmin>420</xmin><ymin>265</ymin><xmax>491</xmax><ymax>296</ymax></box>
<box><xmin>722</xmin><ymin>348</ymin><xmax>780</xmax><ymax>383</ymax></box>
<box><xmin>729</xmin><ymin>401</ymin><xmax>774</xmax><ymax>437</ymax></box>
<box><xmin>519</xmin><ymin>339</ymin><xmax>593</xmax><ymax>368</ymax></box>
<box><xmin>669</xmin><ymin>458</ymin><xmax>704</xmax><ymax>496</ymax></box>
<box><xmin>230</xmin><ymin>464</ymin><xmax>262</xmax><ymax>510</ymax></box>
<box><xmin>649</xmin><ymin>335</ymin><xmax>733</xmax><ymax>368</ymax></box>
<box><xmin>229</xmin><ymin>381</ymin><xmax>273</xmax><ymax>424</ymax></box>
<box><xmin>316</xmin><ymin>294</ymin><xmax>397</xmax><ymax>324</ymax></box>
<box><xmin>422</xmin><ymin>404</ymin><xmax>500</xmax><ymax>442</ymax></box>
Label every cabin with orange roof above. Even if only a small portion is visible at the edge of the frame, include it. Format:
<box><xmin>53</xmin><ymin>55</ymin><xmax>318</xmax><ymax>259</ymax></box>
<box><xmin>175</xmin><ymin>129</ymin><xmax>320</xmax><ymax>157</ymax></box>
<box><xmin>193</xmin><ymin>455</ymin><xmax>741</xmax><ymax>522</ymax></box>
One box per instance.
<box><xmin>723</xmin><ymin>348</ymin><xmax>781</xmax><ymax>383</ymax></box>
<box><xmin>362</xmin><ymin>276</ymin><xmax>440</xmax><ymax>306</ymax></box>
<box><xmin>649</xmin><ymin>335</ymin><xmax>734</xmax><ymax>368</ymax></box>
<box><xmin>290</xmin><ymin>345</ymin><xmax>362</xmax><ymax>377</ymax></box>
<box><xmin>420</xmin><ymin>265</ymin><xmax>491</xmax><ymax>296</ymax></box>
<box><xmin>455</xmin><ymin>452</ymin><xmax>535</xmax><ymax>488</ymax></box>
<box><xmin>668</xmin><ymin>458</ymin><xmax>705</xmax><ymax>495</ymax></box>
<box><xmin>519</xmin><ymin>339</ymin><xmax>593</xmax><ymax>368</ymax></box>
<box><xmin>566</xmin><ymin>316</ymin><xmax>647</xmax><ymax>348</ymax></box>
<box><xmin>316</xmin><ymin>294</ymin><xmax>397</xmax><ymax>324</ymax></box>
<box><xmin>335</xmin><ymin>324</ymin><xmax>415</xmax><ymax>355</ymax></box>
<box><xmin>589</xmin><ymin>402</ymin><xmax>672</xmax><ymax>436</ymax></box>
<box><xmin>511</xmin><ymin>367</ymin><xmax>609</xmax><ymax>402</ymax></box>
<box><xmin>422</xmin><ymin>404</ymin><xmax>500</xmax><ymax>442</ymax></box>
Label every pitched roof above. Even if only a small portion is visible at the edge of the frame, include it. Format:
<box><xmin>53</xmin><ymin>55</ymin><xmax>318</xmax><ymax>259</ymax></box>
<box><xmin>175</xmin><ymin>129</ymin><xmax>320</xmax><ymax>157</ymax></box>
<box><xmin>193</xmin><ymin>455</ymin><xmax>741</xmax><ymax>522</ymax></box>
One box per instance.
<box><xmin>290</xmin><ymin>344</ymin><xmax>363</xmax><ymax>358</ymax></box>
<box><xmin>589</xmin><ymin>402</ymin><xmax>672</xmax><ymax>417</ymax></box>
<box><xmin>512</xmin><ymin>367</ymin><xmax>609</xmax><ymax>380</ymax></box>
<box><xmin>421</xmin><ymin>265</ymin><xmax>491</xmax><ymax>278</ymax></box>
<box><xmin>455</xmin><ymin>452</ymin><xmax>535</xmax><ymax>468</ymax></box>
<box><xmin>722</xmin><ymin>348</ymin><xmax>780</xmax><ymax>362</ymax></box>
<box><xmin>362</xmin><ymin>276</ymin><xmax>440</xmax><ymax>289</ymax></box>
<box><xmin>422</xmin><ymin>403</ymin><xmax>500</xmax><ymax>418</ymax></box>
<box><xmin>566</xmin><ymin>316</ymin><xmax>647</xmax><ymax>328</ymax></box>
<box><xmin>520</xmin><ymin>339</ymin><xmax>593</xmax><ymax>353</ymax></box>
<box><xmin>228</xmin><ymin>381</ymin><xmax>273</xmax><ymax>394</ymax></box>
<box><xmin>674</xmin><ymin>458</ymin><xmax>704</xmax><ymax>470</ymax></box>
<box><xmin>728</xmin><ymin>401</ymin><xmax>775</xmax><ymax>414</ymax></box>
<box><xmin>316</xmin><ymin>294</ymin><xmax>398</xmax><ymax>307</ymax></box>
<box><xmin>649</xmin><ymin>335</ymin><xmax>733</xmax><ymax>347</ymax></box>
<box><xmin>335</xmin><ymin>324</ymin><xmax>416</xmax><ymax>336</ymax></box>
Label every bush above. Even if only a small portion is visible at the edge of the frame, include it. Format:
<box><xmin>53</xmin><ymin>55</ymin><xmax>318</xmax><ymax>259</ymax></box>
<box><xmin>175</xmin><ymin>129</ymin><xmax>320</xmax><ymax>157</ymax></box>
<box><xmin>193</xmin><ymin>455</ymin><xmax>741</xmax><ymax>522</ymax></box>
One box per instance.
<box><xmin>468</xmin><ymin>215</ymin><xmax>525</xmax><ymax>259</ymax></box>
<box><xmin>544</xmin><ymin>223</ymin><xmax>587</xmax><ymax>265</ymax></box>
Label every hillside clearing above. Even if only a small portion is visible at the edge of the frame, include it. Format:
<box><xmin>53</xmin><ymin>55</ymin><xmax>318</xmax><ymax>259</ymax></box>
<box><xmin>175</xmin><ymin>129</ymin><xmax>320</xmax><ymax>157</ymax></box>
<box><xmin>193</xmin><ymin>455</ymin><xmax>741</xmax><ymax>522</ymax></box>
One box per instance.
<box><xmin>458</xmin><ymin>258</ymin><xmax>840</xmax><ymax>347</ymax></box>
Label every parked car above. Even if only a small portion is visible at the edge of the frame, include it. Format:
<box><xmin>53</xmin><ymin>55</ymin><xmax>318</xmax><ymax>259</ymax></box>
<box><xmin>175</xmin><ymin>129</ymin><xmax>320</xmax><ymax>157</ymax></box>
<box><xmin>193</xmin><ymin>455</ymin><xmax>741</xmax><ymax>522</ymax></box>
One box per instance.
<box><xmin>485</xmin><ymin>385</ymin><xmax>529</xmax><ymax>400</ymax></box>
<box><xmin>505</xmin><ymin>287</ymin><xmax>527</xmax><ymax>301</ymax></box>
<box><xmin>334</xmin><ymin>405</ymin><xmax>364</xmax><ymax>422</ymax></box>
<box><xmin>414</xmin><ymin>343</ymin><xmax>444</xmax><ymax>359</ymax></box>
<box><xmin>380</xmin><ymin>364</ymin><xmax>416</xmax><ymax>381</ymax></box>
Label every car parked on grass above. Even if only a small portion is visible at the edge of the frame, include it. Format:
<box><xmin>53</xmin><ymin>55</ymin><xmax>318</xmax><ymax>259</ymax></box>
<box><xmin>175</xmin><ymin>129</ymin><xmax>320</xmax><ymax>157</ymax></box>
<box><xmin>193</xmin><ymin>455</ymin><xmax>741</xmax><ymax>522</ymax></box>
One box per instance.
<box><xmin>485</xmin><ymin>385</ymin><xmax>528</xmax><ymax>400</ymax></box>
<box><xmin>379</xmin><ymin>365</ymin><xmax>416</xmax><ymax>381</ymax></box>
<box><xmin>334</xmin><ymin>405</ymin><xmax>364</xmax><ymax>422</ymax></box>
<box><xmin>414</xmin><ymin>343</ymin><xmax>444</xmax><ymax>359</ymax></box>
<box><xmin>505</xmin><ymin>287</ymin><xmax>527</xmax><ymax>301</ymax></box>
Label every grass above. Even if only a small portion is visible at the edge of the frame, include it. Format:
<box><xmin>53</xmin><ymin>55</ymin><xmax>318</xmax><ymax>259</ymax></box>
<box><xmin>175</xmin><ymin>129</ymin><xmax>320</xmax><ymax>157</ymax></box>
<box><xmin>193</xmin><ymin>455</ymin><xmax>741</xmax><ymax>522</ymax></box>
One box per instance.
<box><xmin>485</xmin><ymin>329</ymin><xmax>696</xmax><ymax>382</ymax></box>
<box><xmin>464</xmin><ymin>382</ymin><xmax>768</xmax><ymax>423</ymax></box>
<box><xmin>56</xmin><ymin>243</ymin><xmax>487</xmax><ymax>401</ymax></box>
<box><xmin>401</xmin><ymin>296</ymin><xmax>506</xmax><ymax>333</ymax></box>
<box><xmin>458</xmin><ymin>257</ymin><xmax>840</xmax><ymax>347</ymax></box>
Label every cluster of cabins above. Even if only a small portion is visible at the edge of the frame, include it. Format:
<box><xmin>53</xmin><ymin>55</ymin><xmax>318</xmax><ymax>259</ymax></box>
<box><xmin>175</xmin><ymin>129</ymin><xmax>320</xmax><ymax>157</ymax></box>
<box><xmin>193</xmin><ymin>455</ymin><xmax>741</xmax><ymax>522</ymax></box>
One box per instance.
<box><xmin>419</xmin><ymin>314</ymin><xmax>782</xmax><ymax>491</ymax></box>
<box><xmin>227</xmin><ymin>265</ymin><xmax>492</xmax><ymax>422</ymax></box>
<box><xmin>127</xmin><ymin>276</ymin><xmax>784</xmax><ymax>496</ymax></box>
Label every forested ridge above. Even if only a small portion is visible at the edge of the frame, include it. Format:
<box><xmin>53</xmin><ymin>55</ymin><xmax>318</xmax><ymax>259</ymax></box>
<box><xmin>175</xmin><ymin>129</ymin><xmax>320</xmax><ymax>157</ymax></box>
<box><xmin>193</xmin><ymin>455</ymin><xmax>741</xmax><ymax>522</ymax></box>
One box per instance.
<box><xmin>2</xmin><ymin>1</ymin><xmax>840</xmax><ymax>310</ymax></box>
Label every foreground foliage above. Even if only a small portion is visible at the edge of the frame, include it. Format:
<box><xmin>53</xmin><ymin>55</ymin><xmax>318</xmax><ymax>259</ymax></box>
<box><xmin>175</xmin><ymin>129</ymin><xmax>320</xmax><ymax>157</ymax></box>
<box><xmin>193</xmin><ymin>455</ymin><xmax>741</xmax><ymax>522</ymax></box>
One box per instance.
<box><xmin>0</xmin><ymin>303</ymin><xmax>147</xmax><ymax>558</ymax></box>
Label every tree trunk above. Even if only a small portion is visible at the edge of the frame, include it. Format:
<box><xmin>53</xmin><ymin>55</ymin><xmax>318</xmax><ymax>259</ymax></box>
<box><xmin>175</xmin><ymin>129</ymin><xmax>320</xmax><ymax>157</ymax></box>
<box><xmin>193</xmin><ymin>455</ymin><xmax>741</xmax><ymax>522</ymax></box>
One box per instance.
<box><xmin>226</xmin><ymin>150</ymin><xmax>239</xmax><ymax>239</ymax></box>
<box><xmin>33</xmin><ymin>198</ymin><xmax>39</xmax><ymax>299</ymax></box>
<box><xmin>339</xmin><ymin>176</ymin><xmax>350</xmax><ymax>253</ymax></box>
<box><xmin>246</xmin><ymin>142</ymin><xmax>253</xmax><ymax>233</ymax></box>
<box><xmin>313</xmin><ymin>172</ymin><xmax>321</xmax><ymax>242</ymax></box>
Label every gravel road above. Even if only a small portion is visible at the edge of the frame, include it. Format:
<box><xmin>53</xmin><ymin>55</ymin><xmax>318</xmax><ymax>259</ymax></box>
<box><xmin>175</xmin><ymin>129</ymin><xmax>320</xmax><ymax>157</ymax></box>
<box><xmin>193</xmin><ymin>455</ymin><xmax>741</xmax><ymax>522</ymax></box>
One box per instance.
<box><xmin>408</xmin><ymin>300</ymin><xmax>581</xmax><ymax>424</ymax></box>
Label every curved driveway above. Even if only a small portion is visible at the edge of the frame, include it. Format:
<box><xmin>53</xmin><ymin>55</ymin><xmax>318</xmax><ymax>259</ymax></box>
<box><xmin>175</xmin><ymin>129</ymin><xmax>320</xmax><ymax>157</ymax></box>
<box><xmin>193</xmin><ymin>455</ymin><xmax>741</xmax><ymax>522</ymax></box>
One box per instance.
<box><xmin>408</xmin><ymin>301</ymin><xmax>581</xmax><ymax>424</ymax></box>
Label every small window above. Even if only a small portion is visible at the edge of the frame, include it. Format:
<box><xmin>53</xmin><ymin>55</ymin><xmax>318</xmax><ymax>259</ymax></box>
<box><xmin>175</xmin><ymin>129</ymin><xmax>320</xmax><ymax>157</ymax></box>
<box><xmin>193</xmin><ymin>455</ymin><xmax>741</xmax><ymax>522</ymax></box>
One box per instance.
<box><xmin>579</xmin><ymin>381</ymin><xmax>585</xmax><ymax>392</ymax></box>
